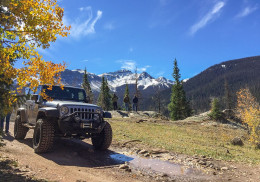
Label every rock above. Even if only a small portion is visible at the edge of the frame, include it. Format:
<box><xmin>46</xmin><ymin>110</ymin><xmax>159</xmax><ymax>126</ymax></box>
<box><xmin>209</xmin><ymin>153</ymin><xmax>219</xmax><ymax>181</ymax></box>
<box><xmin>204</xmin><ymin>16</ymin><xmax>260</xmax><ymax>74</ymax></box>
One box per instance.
<box><xmin>206</xmin><ymin>161</ymin><xmax>213</xmax><ymax>167</ymax></box>
<box><xmin>214</xmin><ymin>166</ymin><xmax>221</xmax><ymax>171</ymax></box>
<box><xmin>221</xmin><ymin>167</ymin><xmax>229</xmax><ymax>171</ymax></box>
<box><xmin>136</xmin><ymin>119</ymin><xmax>147</xmax><ymax>123</ymax></box>
<box><xmin>150</xmin><ymin>149</ymin><xmax>167</xmax><ymax>154</ymax></box>
<box><xmin>144</xmin><ymin>153</ymin><xmax>150</xmax><ymax>157</ymax></box>
<box><xmin>138</xmin><ymin>149</ymin><xmax>148</xmax><ymax>154</ymax></box>
<box><xmin>186</xmin><ymin>158</ymin><xmax>192</xmax><ymax>162</ymax></box>
<box><xmin>198</xmin><ymin>160</ymin><xmax>206</xmax><ymax>165</ymax></box>
<box><xmin>161</xmin><ymin>173</ymin><xmax>168</xmax><ymax>177</ymax></box>
<box><xmin>226</xmin><ymin>149</ymin><xmax>230</xmax><ymax>154</ymax></box>
<box><xmin>135</xmin><ymin>149</ymin><xmax>141</xmax><ymax>154</ymax></box>
<box><xmin>231</xmin><ymin>137</ymin><xmax>244</xmax><ymax>146</ymax></box>
<box><xmin>119</xmin><ymin>164</ymin><xmax>129</xmax><ymax>170</ymax></box>
<box><xmin>125</xmin><ymin>168</ymin><xmax>131</xmax><ymax>172</ymax></box>
<box><xmin>213</xmin><ymin>172</ymin><xmax>217</xmax><ymax>175</ymax></box>
<box><xmin>223</xmin><ymin>109</ymin><xmax>235</xmax><ymax>119</ymax></box>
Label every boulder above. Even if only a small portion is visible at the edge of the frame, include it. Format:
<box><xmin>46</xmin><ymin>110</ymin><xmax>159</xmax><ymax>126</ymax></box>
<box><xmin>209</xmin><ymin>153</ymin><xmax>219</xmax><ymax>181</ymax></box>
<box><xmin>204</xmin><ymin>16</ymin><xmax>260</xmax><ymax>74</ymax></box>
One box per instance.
<box><xmin>231</xmin><ymin>137</ymin><xmax>244</xmax><ymax>146</ymax></box>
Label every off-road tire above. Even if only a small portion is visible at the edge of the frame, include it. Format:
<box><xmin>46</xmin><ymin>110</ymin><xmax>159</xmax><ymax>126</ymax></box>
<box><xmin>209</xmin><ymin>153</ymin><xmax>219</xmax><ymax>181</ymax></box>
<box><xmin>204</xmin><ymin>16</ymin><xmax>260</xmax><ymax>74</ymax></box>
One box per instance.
<box><xmin>91</xmin><ymin>122</ymin><xmax>112</xmax><ymax>150</ymax></box>
<box><xmin>14</xmin><ymin>115</ymin><xmax>29</xmax><ymax>140</ymax></box>
<box><xmin>33</xmin><ymin>118</ymin><xmax>54</xmax><ymax>153</ymax></box>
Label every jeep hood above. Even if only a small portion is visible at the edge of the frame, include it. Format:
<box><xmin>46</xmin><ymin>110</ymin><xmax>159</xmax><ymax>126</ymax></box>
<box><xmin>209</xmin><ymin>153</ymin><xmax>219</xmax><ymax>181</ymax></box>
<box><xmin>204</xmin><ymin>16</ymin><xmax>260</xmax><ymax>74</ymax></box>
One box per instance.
<box><xmin>42</xmin><ymin>101</ymin><xmax>100</xmax><ymax>108</ymax></box>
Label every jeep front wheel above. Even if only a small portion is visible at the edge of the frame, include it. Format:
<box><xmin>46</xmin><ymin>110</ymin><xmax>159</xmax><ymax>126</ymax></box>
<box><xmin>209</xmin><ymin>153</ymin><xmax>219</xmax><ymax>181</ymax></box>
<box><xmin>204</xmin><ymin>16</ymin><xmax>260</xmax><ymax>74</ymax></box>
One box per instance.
<box><xmin>33</xmin><ymin>118</ymin><xmax>54</xmax><ymax>153</ymax></box>
<box><xmin>91</xmin><ymin>122</ymin><xmax>112</xmax><ymax>150</ymax></box>
<box><xmin>14</xmin><ymin>115</ymin><xmax>29</xmax><ymax>140</ymax></box>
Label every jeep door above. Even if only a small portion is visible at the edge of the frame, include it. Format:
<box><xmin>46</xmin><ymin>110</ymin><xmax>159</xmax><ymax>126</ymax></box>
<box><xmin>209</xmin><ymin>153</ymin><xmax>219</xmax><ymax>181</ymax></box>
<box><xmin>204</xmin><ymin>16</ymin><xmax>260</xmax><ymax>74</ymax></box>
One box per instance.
<box><xmin>25</xmin><ymin>87</ymin><xmax>40</xmax><ymax>125</ymax></box>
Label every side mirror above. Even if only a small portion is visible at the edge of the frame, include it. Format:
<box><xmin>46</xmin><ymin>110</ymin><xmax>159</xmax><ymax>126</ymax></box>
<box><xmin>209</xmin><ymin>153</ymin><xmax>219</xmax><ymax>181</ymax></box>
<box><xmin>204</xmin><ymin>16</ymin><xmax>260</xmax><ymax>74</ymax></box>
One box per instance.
<box><xmin>32</xmin><ymin>94</ymin><xmax>38</xmax><ymax>103</ymax></box>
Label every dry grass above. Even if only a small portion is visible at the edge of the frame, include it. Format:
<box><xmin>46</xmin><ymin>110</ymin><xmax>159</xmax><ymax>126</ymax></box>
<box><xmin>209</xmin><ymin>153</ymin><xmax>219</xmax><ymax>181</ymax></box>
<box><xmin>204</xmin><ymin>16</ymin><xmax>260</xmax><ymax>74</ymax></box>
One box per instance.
<box><xmin>109</xmin><ymin>118</ymin><xmax>260</xmax><ymax>164</ymax></box>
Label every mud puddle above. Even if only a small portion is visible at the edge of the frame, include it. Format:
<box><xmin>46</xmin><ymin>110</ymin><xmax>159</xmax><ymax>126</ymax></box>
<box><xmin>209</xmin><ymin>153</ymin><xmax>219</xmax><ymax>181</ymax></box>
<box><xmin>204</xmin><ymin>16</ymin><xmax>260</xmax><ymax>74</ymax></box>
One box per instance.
<box><xmin>110</xmin><ymin>153</ymin><xmax>199</xmax><ymax>177</ymax></box>
<box><xmin>40</xmin><ymin>138</ymin><xmax>205</xmax><ymax>179</ymax></box>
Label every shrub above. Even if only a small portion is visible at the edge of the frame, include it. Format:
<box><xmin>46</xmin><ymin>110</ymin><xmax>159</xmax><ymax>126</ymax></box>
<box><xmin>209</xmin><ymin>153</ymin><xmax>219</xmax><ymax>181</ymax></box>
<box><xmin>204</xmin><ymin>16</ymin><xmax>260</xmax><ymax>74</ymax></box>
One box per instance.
<box><xmin>237</xmin><ymin>88</ymin><xmax>260</xmax><ymax>145</ymax></box>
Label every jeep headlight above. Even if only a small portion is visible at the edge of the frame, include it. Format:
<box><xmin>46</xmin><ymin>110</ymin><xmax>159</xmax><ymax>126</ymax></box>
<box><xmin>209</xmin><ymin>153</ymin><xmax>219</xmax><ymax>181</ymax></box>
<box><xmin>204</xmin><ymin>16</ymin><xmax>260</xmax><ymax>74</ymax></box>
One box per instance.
<box><xmin>94</xmin><ymin>108</ymin><xmax>102</xmax><ymax>120</ymax></box>
<box><xmin>95</xmin><ymin>109</ymin><xmax>102</xmax><ymax>114</ymax></box>
<box><xmin>60</xmin><ymin>106</ymin><xmax>69</xmax><ymax>115</ymax></box>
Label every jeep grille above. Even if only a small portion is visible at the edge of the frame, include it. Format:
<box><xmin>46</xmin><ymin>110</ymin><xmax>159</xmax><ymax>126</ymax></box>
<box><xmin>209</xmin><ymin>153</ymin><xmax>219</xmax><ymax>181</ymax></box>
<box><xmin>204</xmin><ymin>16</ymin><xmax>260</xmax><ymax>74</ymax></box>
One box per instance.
<box><xmin>68</xmin><ymin>106</ymin><xmax>95</xmax><ymax>121</ymax></box>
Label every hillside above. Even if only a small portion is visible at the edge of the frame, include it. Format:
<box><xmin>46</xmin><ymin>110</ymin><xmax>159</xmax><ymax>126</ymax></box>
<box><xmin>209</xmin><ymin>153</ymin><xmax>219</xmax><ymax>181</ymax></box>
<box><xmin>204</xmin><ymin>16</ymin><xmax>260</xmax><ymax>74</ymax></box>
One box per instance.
<box><xmin>159</xmin><ymin>56</ymin><xmax>260</xmax><ymax>114</ymax></box>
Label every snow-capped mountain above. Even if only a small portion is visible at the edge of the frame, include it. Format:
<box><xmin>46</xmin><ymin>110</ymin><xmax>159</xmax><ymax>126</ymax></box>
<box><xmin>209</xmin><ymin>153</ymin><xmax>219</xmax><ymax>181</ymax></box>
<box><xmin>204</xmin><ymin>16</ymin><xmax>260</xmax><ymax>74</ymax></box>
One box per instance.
<box><xmin>62</xmin><ymin>69</ymin><xmax>173</xmax><ymax>92</ymax></box>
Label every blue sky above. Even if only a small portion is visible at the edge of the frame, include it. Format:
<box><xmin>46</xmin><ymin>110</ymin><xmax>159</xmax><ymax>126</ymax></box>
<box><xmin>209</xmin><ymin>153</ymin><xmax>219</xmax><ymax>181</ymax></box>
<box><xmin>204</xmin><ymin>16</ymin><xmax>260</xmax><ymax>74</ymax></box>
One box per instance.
<box><xmin>17</xmin><ymin>0</ymin><xmax>260</xmax><ymax>80</ymax></box>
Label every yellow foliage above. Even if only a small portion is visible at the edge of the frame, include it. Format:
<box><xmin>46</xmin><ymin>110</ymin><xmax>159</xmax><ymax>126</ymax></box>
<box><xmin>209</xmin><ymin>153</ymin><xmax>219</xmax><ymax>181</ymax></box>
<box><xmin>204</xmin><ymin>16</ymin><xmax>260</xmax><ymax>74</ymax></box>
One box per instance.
<box><xmin>0</xmin><ymin>0</ymin><xmax>70</xmax><ymax>114</ymax></box>
<box><xmin>237</xmin><ymin>88</ymin><xmax>260</xmax><ymax>144</ymax></box>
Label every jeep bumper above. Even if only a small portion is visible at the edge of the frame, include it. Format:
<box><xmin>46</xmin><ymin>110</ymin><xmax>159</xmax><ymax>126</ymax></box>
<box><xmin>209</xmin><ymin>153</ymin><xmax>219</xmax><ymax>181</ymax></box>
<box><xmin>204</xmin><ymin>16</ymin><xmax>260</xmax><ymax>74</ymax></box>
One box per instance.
<box><xmin>58</xmin><ymin>111</ymin><xmax>106</xmax><ymax>134</ymax></box>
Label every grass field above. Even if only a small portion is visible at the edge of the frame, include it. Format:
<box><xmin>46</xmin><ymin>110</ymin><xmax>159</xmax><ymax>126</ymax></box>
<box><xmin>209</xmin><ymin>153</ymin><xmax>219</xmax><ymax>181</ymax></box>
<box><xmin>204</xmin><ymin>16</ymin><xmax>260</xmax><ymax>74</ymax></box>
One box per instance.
<box><xmin>109</xmin><ymin>118</ymin><xmax>260</xmax><ymax>164</ymax></box>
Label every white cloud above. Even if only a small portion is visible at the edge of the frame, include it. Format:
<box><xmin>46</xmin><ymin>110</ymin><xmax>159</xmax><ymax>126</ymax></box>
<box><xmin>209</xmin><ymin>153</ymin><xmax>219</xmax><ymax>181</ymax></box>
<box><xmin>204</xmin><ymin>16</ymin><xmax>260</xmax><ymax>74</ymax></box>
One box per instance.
<box><xmin>66</xmin><ymin>7</ymin><xmax>102</xmax><ymax>38</ymax></box>
<box><xmin>117</xmin><ymin>60</ymin><xmax>151</xmax><ymax>72</ymax></box>
<box><xmin>104</xmin><ymin>22</ymin><xmax>115</xmax><ymax>30</ymax></box>
<box><xmin>137</xmin><ymin>65</ymin><xmax>151</xmax><ymax>72</ymax></box>
<box><xmin>190</xmin><ymin>1</ymin><xmax>225</xmax><ymax>35</ymax></box>
<box><xmin>236</xmin><ymin>5</ymin><xmax>258</xmax><ymax>18</ymax></box>
<box><xmin>81</xmin><ymin>59</ymin><xmax>88</xmax><ymax>62</ymax></box>
<box><xmin>118</xmin><ymin>60</ymin><xmax>136</xmax><ymax>71</ymax></box>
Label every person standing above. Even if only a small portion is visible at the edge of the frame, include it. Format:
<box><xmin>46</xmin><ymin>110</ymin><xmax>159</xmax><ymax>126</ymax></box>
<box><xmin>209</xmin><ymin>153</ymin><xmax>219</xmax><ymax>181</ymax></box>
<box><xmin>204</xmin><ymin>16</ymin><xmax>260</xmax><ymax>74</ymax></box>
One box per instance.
<box><xmin>0</xmin><ymin>112</ymin><xmax>11</xmax><ymax>134</ymax></box>
<box><xmin>112</xmin><ymin>93</ymin><xmax>118</xmax><ymax>110</ymax></box>
<box><xmin>133</xmin><ymin>95</ymin><xmax>138</xmax><ymax>112</ymax></box>
<box><xmin>123</xmin><ymin>95</ymin><xmax>130</xmax><ymax>112</ymax></box>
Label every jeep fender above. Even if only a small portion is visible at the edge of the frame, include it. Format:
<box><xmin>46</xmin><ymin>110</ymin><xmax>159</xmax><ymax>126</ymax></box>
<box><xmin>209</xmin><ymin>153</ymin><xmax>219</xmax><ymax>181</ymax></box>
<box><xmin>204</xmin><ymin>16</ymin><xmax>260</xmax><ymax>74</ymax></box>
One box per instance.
<box><xmin>37</xmin><ymin>108</ymin><xmax>59</xmax><ymax>120</ymax></box>
<box><xmin>17</xmin><ymin>108</ymin><xmax>28</xmax><ymax>123</ymax></box>
<box><xmin>103</xmin><ymin>111</ymin><xmax>112</xmax><ymax>118</ymax></box>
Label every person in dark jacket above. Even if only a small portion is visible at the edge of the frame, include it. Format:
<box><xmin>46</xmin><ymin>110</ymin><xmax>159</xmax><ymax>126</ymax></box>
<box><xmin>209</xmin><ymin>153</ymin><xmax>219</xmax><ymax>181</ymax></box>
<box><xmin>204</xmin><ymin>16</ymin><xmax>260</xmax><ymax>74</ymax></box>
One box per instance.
<box><xmin>133</xmin><ymin>95</ymin><xmax>138</xmax><ymax>112</ymax></box>
<box><xmin>112</xmin><ymin>93</ymin><xmax>118</xmax><ymax>110</ymax></box>
<box><xmin>123</xmin><ymin>95</ymin><xmax>130</xmax><ymax>111</ymax></box>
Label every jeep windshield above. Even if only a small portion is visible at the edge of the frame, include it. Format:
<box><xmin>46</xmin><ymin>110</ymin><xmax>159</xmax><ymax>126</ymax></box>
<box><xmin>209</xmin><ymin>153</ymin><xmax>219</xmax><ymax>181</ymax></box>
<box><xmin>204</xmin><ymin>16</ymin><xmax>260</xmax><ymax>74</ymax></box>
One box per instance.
<box><xmin>43</xmin><ymin>86</ymin><xmax>86</xmax><ymax>102</ymax></box>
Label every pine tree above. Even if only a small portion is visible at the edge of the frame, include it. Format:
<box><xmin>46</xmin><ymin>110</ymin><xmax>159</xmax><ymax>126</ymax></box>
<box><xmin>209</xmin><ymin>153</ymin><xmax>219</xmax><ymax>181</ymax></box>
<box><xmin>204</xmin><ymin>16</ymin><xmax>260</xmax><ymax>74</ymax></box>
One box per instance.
<box><xmin>124</xmin><ymin>83</ymin><xmax>131</xmax><ymax>110</ymax></box>
<box><xmin>124</xmin><ymin>83</ymin><xmax>130</xmax><ymax>99</ymax></box>
<box><xmin>208</xmin><ymin>98</ymin><xmax>223</xmax><ymax>121</ymax></box>
<box><xmin>168</xmin><ymin>59</ymin><xmax>191</xmax><ymax>120</ymax></box>
<box><xmin>152</xmin><ymin>88</ymin><xmax>162</xmax><ymax>113</ymax></box>
<box><xmin>134</xmin><ymin>67</ymin><xmax>142</xmax><ymax>111</ymax></box>
<box><xmin>104</xmin><ymin>78</ymin><xmax>112</xmax><ymax>110</ymax></box>
<box><xmin>82</xmin><ymin>68</ymin><xmax>94</xmax><ymax>103</ymax></box>
<box><xmin>98</xmin><ymin>77</ymin><xmax>112</xmax><ymax>110</ymax></box>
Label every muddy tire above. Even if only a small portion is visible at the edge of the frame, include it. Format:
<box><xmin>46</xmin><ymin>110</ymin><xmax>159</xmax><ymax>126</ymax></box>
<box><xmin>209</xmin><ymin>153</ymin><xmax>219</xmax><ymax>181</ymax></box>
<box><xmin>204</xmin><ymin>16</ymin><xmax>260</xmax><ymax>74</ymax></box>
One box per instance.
<box><xmin>33</xmin><ymin>118</ymin><xmax>54</xmax><ymax>153</ymax></box>
<box><xmin>14</xmin><ymin>115</ymin><xmax>29</xmax><ymax>140</ymax></box>
<box><xmin>91</xmin><ymin>122</ymin><xmax>112</xmax><ymax>150</ymax></box>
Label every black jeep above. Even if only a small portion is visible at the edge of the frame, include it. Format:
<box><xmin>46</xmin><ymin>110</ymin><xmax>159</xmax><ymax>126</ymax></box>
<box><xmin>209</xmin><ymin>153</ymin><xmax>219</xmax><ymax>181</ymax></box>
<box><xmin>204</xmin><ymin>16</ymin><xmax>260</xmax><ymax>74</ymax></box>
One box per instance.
<box><xmin>14</xmin><ymin>85</ymin><xmax>112</xmax><ymax>153</ymax></box>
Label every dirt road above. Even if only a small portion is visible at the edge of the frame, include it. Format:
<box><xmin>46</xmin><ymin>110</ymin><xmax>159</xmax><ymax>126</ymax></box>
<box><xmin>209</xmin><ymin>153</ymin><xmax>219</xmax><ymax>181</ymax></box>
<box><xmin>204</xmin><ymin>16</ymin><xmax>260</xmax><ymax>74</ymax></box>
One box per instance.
<box><xmin>1</xmin><ymin>122</ymin><xmax>154</xmax><ymax>182</ymax></box>
<box><xmin>2</xmin><ymin>121</ymin><xmax>260</xmax><ymax>182</ymax></box>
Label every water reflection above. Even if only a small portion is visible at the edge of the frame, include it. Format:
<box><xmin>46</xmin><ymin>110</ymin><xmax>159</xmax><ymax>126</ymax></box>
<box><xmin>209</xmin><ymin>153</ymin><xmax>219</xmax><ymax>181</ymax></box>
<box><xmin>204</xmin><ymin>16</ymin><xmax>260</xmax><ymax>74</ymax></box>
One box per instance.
<box><xmin>109</xmin><ymin>153</ymin><xmax>194</xmax><ymax>177</ymax></box>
